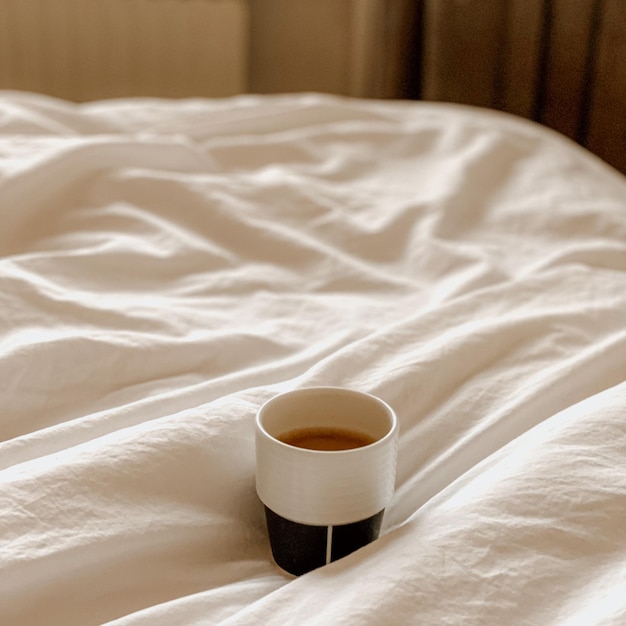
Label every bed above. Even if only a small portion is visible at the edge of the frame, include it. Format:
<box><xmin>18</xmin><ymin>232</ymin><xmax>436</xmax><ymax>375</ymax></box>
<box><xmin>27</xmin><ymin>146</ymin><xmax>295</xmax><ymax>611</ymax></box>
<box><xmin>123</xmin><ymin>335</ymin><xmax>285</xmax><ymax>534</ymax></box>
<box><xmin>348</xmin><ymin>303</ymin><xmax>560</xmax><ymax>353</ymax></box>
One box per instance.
<box><xmin>1</xmin><ymin>90</ymin><xmax>625</xmax><ymax>625</ymax></box>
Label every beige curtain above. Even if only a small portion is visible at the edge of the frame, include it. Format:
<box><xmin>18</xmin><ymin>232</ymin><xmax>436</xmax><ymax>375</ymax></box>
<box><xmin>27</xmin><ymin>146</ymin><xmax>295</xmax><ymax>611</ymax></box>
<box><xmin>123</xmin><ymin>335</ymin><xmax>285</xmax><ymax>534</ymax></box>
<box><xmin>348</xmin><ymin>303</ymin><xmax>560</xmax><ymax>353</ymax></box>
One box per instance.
<box><xmin>0</xmin><ymin>0</ymin><xmax>248</xmax><ymax>100</ymax></box>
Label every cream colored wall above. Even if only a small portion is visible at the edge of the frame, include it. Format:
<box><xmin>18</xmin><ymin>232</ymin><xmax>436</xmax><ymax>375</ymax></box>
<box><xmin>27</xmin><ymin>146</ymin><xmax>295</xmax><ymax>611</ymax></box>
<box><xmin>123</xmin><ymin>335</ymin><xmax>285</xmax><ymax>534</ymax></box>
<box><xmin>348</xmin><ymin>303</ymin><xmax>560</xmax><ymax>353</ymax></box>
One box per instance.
<box><xmin>249</xmin><ymin>0</ymin><xmax>353</xmax><ymax>96</ymax></box>
<box><xmin>248</xmin><ymin>0</ymin><xmax>416</xmax><ymax>98</ymax></box>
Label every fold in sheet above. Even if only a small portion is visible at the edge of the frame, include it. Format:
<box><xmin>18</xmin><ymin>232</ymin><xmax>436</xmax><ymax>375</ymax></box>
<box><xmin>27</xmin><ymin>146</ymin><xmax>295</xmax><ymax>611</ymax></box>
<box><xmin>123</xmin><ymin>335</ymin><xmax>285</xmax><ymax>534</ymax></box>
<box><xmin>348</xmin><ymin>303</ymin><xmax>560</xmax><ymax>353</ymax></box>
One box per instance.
<box><xmin>0</xmin><ymin>91</ymin><xmax>625</xmax><ymax>625</ymax></box>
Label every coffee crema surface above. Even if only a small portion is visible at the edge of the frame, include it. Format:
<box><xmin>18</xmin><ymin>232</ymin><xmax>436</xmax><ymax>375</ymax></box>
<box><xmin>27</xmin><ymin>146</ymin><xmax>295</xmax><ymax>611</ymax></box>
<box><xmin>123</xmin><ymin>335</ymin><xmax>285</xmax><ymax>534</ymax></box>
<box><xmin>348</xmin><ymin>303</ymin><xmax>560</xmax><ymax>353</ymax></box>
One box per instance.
<box><xmin>278</xmin><ymin>427</ymin><xmax>376</xmax><ymax>451</ymax></box>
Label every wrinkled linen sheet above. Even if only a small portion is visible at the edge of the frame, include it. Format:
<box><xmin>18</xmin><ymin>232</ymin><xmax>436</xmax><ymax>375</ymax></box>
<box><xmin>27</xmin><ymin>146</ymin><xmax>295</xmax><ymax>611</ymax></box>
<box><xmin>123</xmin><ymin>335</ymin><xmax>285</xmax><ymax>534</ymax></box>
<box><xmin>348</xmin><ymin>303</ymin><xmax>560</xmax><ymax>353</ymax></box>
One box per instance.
<box><xmin>1</xmin><ymin>91</ymin><xmax>625</xmax><ymax>626</ymax></box>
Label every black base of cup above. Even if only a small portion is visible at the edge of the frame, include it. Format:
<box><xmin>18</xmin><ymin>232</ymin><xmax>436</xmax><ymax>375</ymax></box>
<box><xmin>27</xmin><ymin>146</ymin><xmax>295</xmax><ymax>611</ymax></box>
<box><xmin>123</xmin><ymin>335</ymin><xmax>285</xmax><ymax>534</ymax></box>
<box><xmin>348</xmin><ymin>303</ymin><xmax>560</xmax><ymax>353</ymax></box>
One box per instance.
<box><xmin>263</xmin><ymin>505</ymin><xmax>384</xmax><ymax>576</ymax></box>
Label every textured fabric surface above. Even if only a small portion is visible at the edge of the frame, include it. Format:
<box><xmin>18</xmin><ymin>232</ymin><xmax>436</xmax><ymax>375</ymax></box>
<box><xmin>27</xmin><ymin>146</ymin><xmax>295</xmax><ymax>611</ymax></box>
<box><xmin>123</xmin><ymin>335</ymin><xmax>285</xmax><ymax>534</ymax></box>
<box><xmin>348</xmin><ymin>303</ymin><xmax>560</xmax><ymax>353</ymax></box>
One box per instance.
<box><xmin>1</xmin><ymin>91</ymin><xmax>625</xmax><ymax>625</ymax></box>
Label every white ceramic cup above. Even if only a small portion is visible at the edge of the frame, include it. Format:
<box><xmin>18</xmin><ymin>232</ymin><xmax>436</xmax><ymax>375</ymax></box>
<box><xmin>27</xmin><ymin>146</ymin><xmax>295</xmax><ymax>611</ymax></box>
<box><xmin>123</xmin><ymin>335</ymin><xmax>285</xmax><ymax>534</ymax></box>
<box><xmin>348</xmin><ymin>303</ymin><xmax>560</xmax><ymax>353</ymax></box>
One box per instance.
<box><xmin>256</xmin><ymin>387</ymin><xmax>398</xmax><ymax>575</ymax></box>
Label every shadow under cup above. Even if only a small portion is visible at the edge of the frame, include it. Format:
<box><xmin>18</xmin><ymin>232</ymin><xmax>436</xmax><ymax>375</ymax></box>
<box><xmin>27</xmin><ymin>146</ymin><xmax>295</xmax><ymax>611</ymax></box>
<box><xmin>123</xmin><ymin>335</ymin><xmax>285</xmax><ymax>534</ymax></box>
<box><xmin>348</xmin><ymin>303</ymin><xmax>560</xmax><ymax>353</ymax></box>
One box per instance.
<box><xmin>255</xmin><ymin>387</ymin><xmax>398</xmax><ymax>576</ymax></box>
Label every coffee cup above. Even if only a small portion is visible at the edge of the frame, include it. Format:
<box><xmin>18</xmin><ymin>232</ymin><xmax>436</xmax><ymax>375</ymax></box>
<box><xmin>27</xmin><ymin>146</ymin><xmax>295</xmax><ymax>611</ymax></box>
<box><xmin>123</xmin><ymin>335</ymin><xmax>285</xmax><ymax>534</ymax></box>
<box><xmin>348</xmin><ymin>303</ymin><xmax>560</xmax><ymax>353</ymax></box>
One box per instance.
<box><xmin>255</xmin><ymin>387</ymin><xmax>398</xmax><ymax>576</ymax></box>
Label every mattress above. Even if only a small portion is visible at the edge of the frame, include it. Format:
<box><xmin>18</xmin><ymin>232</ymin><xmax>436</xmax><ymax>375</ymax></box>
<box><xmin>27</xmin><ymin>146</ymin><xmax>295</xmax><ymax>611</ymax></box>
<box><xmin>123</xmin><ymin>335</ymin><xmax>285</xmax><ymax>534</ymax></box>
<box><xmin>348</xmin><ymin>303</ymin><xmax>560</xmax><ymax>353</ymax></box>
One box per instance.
<box><xmin>1</xmin><ymin>90</ymin><xmax>625</xmax><ymax>625</ymax></box>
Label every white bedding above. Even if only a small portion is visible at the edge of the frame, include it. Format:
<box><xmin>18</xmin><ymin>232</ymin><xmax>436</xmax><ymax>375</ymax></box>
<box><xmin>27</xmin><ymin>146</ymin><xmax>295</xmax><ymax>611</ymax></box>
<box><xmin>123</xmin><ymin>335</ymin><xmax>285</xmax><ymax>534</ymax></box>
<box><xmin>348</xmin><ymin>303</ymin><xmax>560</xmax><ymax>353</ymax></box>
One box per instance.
<box><xmin>1</xmin><ymin>91</ymin><xmax>625</xmax><ymax>625</ymax></box>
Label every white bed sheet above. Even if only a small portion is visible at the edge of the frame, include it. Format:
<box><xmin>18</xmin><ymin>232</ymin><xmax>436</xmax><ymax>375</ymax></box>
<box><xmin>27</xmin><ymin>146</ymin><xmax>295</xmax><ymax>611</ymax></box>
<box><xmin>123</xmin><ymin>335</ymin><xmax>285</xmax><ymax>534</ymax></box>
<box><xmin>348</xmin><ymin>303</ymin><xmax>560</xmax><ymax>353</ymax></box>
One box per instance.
<box><xmin>1</xmin><ymin>91</ymin><xmax>625</xmax><ymax>625</ymax></box>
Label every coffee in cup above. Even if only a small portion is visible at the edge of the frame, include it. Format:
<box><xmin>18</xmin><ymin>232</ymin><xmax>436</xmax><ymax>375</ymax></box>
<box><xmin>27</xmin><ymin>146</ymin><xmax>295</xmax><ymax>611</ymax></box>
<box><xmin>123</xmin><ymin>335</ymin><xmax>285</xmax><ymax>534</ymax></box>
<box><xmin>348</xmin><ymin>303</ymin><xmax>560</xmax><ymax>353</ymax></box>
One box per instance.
<box><xmin>278</xmin><ymin>426</ymin><xmax>376</xmax><ymax>451</ymax></box>
<box><xmin>255</xmin><ymin>387</ymin><xmax>398</xmax><ymax>576</ymax></box>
